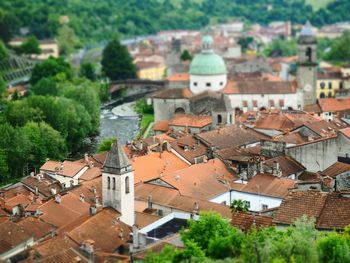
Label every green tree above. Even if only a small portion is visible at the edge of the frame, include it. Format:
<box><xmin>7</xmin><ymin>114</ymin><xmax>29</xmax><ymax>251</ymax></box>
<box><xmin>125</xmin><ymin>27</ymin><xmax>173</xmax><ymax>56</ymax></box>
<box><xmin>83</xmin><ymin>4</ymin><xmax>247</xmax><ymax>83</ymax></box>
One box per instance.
<box><xmin>181</xmin><ymin>212</ymin><xmax>238</xmax><ymax>254</ymax></box>
<box><xmin>180</xmin><ymin>50</ymin><xmax>192</xmax><ymax>61</ymax></box>
<box><xmin>0</xmin><ymin>150</ymin><xmax>9</xmax><ymax>179</ymax></box>
<box><xmin>21</xmin><ymin>122</ymin><xmax>67</xmax><ymax>170</ymax></box>
<box><xmin>230</xmin><ymin>199</ymin><xmax>249</xmax><ymax>213</ymax></box>
<box><xmin>80</xmin><ymin>62</ymin><xmax>97</xmax><ymax>81</ymax></box>
<box><xmin>17</xmin><ymin>36</ymin><xmax>41</xmax><ymax>55</ymax></box>
<box><xmin>31</xmin><ymin>77</ymin><xmax>58</xmax><ymax>96</ymax></box>
<box><xmin>325</xmin><ymin>31</ymin><xmax>350</xmax><ymax>62</ymax></box>
<box><xmin>0</xmin><ymin>75</ymin><xmax>7</xmax><ymax>99</ymax></box>
<box><xmin>238</xmin><ymin>37</ymin><xmax>254</xmax><ymax>53</ymax></box>
<box><xmin>57</xmin><ymin>24</ymin><xmax>81</xmax><ymax>57</ymax></box>
<box><xmin>0</xmin><ymin>39</ymin><xmax>8</xmax><ymax>62</ymax></box>
<box><xmin>101</xmin><ymin>38</ymin><xmax>136</xmax><ymax>80</ymax></box>
<box><xmin>3</xmin><ymin>99</ymin><xmax>43</xmax><ymax>127</ymax></box>
<box><xmin>263</xmin><ymin>38</ymin><xmax>297</xmax><ymax>57</ymax></box>
<box><xmin>98</xmin><ymin>138</ymin><xmax>116</xmax><ymax>153</ymax></box>
<box><xmin>30</xmin><ymin>57</ymin><xmax>73</xmax><ymax>85</ymax></box>
<box><xmin>317</xmin><ymin>233</ymin><xmax>350</xmax><ymax>263</ymax></box>
<box><xmin>59</xmin><ymin>79</ymin><xmax>100</xmax><ymax>134</ymax></box>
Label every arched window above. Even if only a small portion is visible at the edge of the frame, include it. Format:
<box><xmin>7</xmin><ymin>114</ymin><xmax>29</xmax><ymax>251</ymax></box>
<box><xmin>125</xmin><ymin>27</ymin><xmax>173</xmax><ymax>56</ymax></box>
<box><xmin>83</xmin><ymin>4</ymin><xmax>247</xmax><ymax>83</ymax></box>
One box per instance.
<box><xmin>328</xmin><ymin>82</ymin><xmax>332</xmax><ymax>89</ymax></box>
<box><xmin>112</xmin><ymin>177</ymin><xmax>116</xmax><ymax>190</ymax></box>
<box><xmin>217</xmin><ymin>114</ymin><xmax>222</xmax><ymax>124</ymax></box>
<box><xmin>320</xmin><ymin>82</ymin><xmax>325</xmax><ymax>89</ymax></box>
<box><xmin>107</xmin><ymin>176</ymin><xmax>111</xmax><ymax>189</ymax></box>
<box><xmin>306</xmin><ymin>47</ymin><xmax>312</xmax><ymax>62</ymax></box>
<box><xmin>125</xmin><ymin>177</ymin><xmax>130</xmax><ymax>194</ymax></box>
<box><xmin>320</xmin><ymin>92</ymin><xmax>325</xmax><ymax>98</ymax></box>
<box><xmin>328</xmin><ymin>92</ymin><xmax>332</xmax><ymax>98</ymax></box>
<box><xmin>175</xmin><ymin>107</ymin><xmax>185</xmax><ymax>114</ymax></box>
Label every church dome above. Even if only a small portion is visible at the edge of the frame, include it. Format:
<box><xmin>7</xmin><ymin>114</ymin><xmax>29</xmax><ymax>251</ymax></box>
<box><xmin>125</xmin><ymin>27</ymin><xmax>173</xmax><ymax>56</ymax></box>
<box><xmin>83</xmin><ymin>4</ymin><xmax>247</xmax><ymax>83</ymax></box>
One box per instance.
<box><xmin>189</xmin><ymin>36</ymin><xmax>227</xmax><ymax>76</ymax></box>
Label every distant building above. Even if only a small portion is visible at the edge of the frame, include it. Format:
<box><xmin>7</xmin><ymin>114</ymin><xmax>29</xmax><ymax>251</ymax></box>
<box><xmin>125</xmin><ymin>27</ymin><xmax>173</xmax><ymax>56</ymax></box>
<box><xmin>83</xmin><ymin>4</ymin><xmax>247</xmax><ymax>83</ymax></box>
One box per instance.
<box><xmin>136</xmin><ymin>61</ymin><xmax>166</xmax><ymax>80</ymax></box>
<box><xmin>9</xmin><ymin>38</ymin><xmax>59</xmax><ymax>60</ymax></box>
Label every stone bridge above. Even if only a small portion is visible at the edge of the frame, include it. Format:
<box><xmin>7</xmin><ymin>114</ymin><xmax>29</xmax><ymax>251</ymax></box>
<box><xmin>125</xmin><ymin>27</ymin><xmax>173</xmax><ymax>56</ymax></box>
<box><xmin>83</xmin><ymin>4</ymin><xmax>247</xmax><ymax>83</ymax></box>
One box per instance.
<box><xmin>109</xmin><ymin>79</ymin><xmax>167</xmax><ymax>96</ymax></box>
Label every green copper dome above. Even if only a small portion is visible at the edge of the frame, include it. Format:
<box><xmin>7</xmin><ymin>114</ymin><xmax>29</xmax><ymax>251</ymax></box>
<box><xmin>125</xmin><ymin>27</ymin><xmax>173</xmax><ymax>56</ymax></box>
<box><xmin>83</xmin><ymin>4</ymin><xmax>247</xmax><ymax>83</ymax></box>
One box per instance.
<box><xmin>189</xmin><ymin>36</ymin><xmax>227</xmax><ymax>76</ymax></box>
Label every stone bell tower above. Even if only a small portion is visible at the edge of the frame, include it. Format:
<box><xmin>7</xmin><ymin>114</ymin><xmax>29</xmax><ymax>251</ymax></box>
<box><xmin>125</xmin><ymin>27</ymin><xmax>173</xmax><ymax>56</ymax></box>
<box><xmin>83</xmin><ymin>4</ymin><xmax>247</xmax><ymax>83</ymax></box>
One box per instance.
<box><xmin>102</xmin><ymin>141</ymin><xmax>134</xmax><ymax>226</ymax></box>
<box><xmin>297</xmin><ymin>21</ymin><xmax>317</xmax><ymax>107</ymax></box>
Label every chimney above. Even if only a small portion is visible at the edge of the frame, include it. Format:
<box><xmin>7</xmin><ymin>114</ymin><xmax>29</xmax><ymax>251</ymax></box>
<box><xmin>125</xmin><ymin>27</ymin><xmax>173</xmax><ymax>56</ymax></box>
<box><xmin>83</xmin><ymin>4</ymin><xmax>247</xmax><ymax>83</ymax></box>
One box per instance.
<box><xmin>259</xmin><ymin>161</ymin><xmax>264</xmax><ymax>174</ymax></box>
<box><xmin>90</xmin><ymin>205</ymin><xmax>97</xmax><ymax>215</ymax></box>
<box><xmin>132</xmin><ymin>225</ymin><xmax>140</xmax><ymax>249</ymax></box>
<box><xmin>80</xmin><ymin>193</ymin><xmax>85</xmax><ymax>202</ymax></box>
<box><xmin>84</xmin><ymin>153</ymin><xmax>89</xmax><ymax>164</ymax></box>
<box><xmin>193</xmin><ymin>202</ymin><xmax>199</xmax><ymax>215</ymax></box>
<box><xmin>35</xmin><ymin>186</ymin><xmax>39</xmax><ymax>196</ymax></box>
<box><xmin>147</xmin><ymin>195</ymin><xmax>152</xmax><ymax>209</ymax></box>
<box><xmin>74</xmin><ymin>256</ymin><xmax>81</xmax><ymax>263</ymax></box>
<box><xmin>50</xmin><ymin>188</ymin><xmax>57</xmax><ymax>196</ymax></box>
<box><xmin>81</xmin><ymin>239</ymin><xmax>95</xmax><ymax>255</ymax></box>
<box><xmin>55</xmin><ymin>194</ymin><xmax>61</xmax><ymax>204</ymax></box>
<box><xmin>60</xmin><ymin>162</ymin><xmax>64</xmax><ymax>171</ymax></box>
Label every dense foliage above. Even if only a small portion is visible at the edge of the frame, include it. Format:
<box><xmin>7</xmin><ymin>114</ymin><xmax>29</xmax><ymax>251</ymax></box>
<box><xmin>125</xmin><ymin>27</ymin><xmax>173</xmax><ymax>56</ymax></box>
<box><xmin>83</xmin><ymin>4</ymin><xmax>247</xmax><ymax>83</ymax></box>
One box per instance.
<box><xmin>101</xmin><ymin>38</ymin><xmax>136</xmax><ymax>81</ymax></box>
<box><xmin>0</xmin><ymin>0</ymin><xmax>348</xmax><ymax>45</ymax></box>
<box><xmin>0</xmin><ymin>57</ymin><xmax>107</xmax><ymax>182</ymax></box>
<box><xmin>144</xmin><ymin>212</ymin><xmax>350</xmax><ymax>263</ymax></box>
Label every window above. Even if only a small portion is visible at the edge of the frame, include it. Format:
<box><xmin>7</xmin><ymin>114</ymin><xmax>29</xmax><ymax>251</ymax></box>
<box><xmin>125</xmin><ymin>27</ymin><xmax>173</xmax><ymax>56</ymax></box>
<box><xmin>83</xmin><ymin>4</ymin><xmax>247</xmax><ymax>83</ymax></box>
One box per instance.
<box><xmin>125</xmin><ymin>176</ymin><xmax>130</xmax><ymax>194</ymax></box>
<box><xmin>220</xmin><ymin>82</ymin><xmax>223</xmax><ymax>86</ymax></box>
<box><xmin>262</xmin><ymin>204</ymin><xmax>268</xmax><ymax>210</ymax></box>
<box><xmin>328</xmin><ymin>82</ymin><xmax>332</xmax><ymax>89</ymax></box>
<box><xmin>306</xmin><ymin>47</ymin><xmax>312</xmax><ymax>62</ymax></box>
<box><xmin>206</xmin><ymin>82</ymin><xmax>211</xmax><ymax>87</ymax></box>
<box><xmin>320</xmin><ymin>82</ymin><xmax>325</xmax><ymax>89</ymax></box>
<box><xmin>328</xmin><ymin>92</ymin><xmax>332</xmax><ymax>98</ymax></box>
<box><xmin>112</xmin><ymin>177</ymin><xmax>116</xmax><ymax>190</ymax></box>
<box><xmin>320</xmin><ymin>92</ymin><xmax>325</xmax><ymax>98</ymax></box>
<box><xmin>193</xmin><ymin>82</ymin><xmax>197</xmax><ymax>86</ymax></box>
<box><xmin>245</xmin><ymin>201</ymin><xmax>251</xmax><ymax>208</ymax></box>
<box><xmin>217</xmin><ymin>114</ymin><xmax>222</xmax><ymax>124</ymax></box>
<box><xmin>107</xmin><ymin>176</ymin><xmax>110</xmax><ymax>189</ymax></box>
<box><xmin>229</xmin><ymin>114</ymin><xmax>232</xmax><ymax>124</ymax></box>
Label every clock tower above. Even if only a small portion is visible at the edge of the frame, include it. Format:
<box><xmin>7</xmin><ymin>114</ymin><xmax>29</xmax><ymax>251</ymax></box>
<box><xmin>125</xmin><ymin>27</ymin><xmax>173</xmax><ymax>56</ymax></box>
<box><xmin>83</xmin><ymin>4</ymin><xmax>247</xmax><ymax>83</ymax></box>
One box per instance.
<box><xmin>297</xmin><ymin>21</ymin><xmax>317</xmax><ymax>107</ymax></box>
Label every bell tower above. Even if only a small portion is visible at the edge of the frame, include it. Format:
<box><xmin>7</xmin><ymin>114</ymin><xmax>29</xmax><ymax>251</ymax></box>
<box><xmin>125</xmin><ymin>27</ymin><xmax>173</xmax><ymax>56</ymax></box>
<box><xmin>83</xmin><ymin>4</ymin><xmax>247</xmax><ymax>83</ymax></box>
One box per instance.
<box><xmin>297</xmin><ymin>21</ymin><xmax>317</xmax><ymax>107</ymax></box>
<box><xmin>102</xmin><ymin>141</ymin><xmax>134</xmax><ymax>226</ymax></box>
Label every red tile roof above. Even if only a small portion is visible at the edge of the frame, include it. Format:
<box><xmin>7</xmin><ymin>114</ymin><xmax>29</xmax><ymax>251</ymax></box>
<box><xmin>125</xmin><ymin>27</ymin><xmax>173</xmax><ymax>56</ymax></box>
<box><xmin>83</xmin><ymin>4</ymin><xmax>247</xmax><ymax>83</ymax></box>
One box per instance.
<box><xmin>41</xmin><ymin>161</ymin><xmax>86</xmax><ymax>178</ymax></box>
<box><xmin>151</xmin><ymin>88</ymin><xmax>192</xmax><ymax>99</ymax></box>
<box><xmin>320</xmin><ymin>162</ymin><xmax>350</xmax><ymax>178</ymax></box>
<box><xmin>223</xmin><ymin>80</ymin><xmax>296</xmax><ymax>94</ymax></box>
<box><xmin>68</xmin><ymin>208</ymin><xmax>130</xmax><ymax>253</ymax></box>
<box><xmin>153</xmin><ymin>120</ymin><xmax>169</xmax><ymax>132</ymax></box>
<box><xmin>239</xmin><ymin>173</ymin><xmax>296</xmax><ymax>198</ymax></box>
<box><xmin>167</xmin><ymin>73</ymin><xmax>189</xmax><ymax>82</ymax></box>
<box><xmin>340</xmin><ymin>127</ymin><xmax>350</xmax><ymax>139</ymax></box>
<box><xmin>169</xmin><ymin>114</ymin><xmax>212</xmax><ymax>128</ymax></box>
<box><xmin>318</xmin><ymin>98</ymin><xmax>350</xmax><ymax>112</ymax></box>
<box><xmin>231</xmin><ymin>211</ymin><xmax>274</xmax><ymax>232</ymax></box>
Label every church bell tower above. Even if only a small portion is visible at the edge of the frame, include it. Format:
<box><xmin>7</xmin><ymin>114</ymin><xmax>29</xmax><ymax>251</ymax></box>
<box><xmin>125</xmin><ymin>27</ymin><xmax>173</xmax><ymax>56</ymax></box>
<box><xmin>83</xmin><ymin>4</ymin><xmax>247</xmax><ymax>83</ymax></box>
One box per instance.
<box><xmin>297</xmin><ymin>21</ymin><xmax>317</xmax><ymax>107</ymax></box>
<box><xmin>102</xmin><ymin>141</ymin><xmax>134</xmax><ymax>226</ymax></box>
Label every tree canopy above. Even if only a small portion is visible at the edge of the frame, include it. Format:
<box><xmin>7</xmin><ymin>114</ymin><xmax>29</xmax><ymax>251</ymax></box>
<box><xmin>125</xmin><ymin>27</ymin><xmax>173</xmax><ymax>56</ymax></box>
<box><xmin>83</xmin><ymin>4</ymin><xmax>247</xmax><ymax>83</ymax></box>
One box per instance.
<box><xmin>101</xmin><ymin>38</ymin><xmax>136</xmax><ymax>81</ymax></box>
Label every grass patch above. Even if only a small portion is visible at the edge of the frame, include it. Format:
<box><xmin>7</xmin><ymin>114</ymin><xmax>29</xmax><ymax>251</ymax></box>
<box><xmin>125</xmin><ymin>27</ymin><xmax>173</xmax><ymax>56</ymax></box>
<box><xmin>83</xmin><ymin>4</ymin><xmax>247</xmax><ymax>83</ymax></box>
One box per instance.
<box><xmin>137</xmin><ymin>113</ymin><xmax>154</xmax><ymax>139</ymax></box>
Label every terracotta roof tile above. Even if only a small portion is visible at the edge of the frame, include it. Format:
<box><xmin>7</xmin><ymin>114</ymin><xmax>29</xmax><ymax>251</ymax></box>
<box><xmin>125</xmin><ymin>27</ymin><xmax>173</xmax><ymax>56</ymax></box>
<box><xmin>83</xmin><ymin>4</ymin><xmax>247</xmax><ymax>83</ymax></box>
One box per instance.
<box><xmin>41</xmin><ymin>161</ymin><xmax>86</xmax><ymax>178</ymax></box>
<box><xmin>16</xmin><ymin>217</ymin><xmax>53</xmax><ymax>240</ymax></box>
<box><xmin>264</xmin><ymin>156</ymin><xmax>305</xmax><ymax>177</ymax></box>
<box><xmin>316</xmin><ymin>192</ymin><xmax>350</xmax><ymax>230</ymax></box>
<box><xmin>0</xmin><ymin>220</ymin><xmax>32</xmax><ymax>248</ymax></box>
<box><xmin>223</xmin><ymin>80</ymin><xmax>296</xmax><ymax>94</ymax></box>
<box><xmin>340</xmin><ymin>127</ymin><xmax>350</xmax><ymax>139</ymax></box>
<box><xmin>135</xmin><ymin>212</ymin><xmax>160</xmax><ymax>228</ymax></box>
<box><xmin>240</xmin><ymin>173</ymin><xmax>296</xmax><ymax>198</ymax></box>
<box><xmin>169</xmin><ymin>135</ymin><xmax>208</xmax><ymax>164</ymax></box>
<box><xmin>231</xmin><ymin>211</ymin><xmax>274</xmax><ymax>232</ymax></box>
<box><xmin>196</xmin><ymin>125</ymin><xmax>268</xmax><ymax>149</ymax></box>
<box><xmin>167</xmin><ymin>73</ymin><xmax>189</xmax><ymax>82</ymax></box>
<box><xmin>150</xmin><ymin>159</ymin><xmax>235</xmax><ymax>200</ymax></box>
<box><xmin>169</xmin><ymin>114</ymin><xmax>212</xmax><ymax>128</ymax></box>
<box><xmin>131</xmin><ymin>151</ymin><xmax>189</xmax><ymax>184</ymax></box>
<box><xmin>153</xmin><ymin>120</ymin><xmax>169</xmax><ymax>132</ymax></box>
<box><xmin>36</xmin><ymin>248</ymin><xmax>88</xmax><ymax>263</ymax></box>
<box><xmin>39</xmin><ymin>193</ymin><xmax>90</xmax><ymax>228</ymax></box>
<box><xmin>320</xmin><ymin>162</ymin><xmax>350</xmax><ymax>178</ymax></box>
<box><xmin>318</xmin><ymin>98</ymin><xmax>350</xmax><ymax>112</ymax></box>
<box><xmin>34</xmin><ymin>236</ymin><xmax>79</xmax><ymax>258</ymax></box>
<box><xmin>274</xmin><ymin>190</ymin><xmax>328</xmax><ymax>225</ymax></box>
<box><xmin>21</xmin><ymin>174</ymin><xmax>63</xmax><ymax>198</ymax></box>
<box><xmin>68</xmin><ymin>208</ymin><xmax>130</xmax><ymax>253</ymax></box>
<box><xmin>79</xmin><ymin>167</ymin><xmax>101</xmax><ymax>181</ymax></box>
<box><xmin>151</xmin><ymin>88</ymin><xmax>192</xmax><ymax>99</ymax></box>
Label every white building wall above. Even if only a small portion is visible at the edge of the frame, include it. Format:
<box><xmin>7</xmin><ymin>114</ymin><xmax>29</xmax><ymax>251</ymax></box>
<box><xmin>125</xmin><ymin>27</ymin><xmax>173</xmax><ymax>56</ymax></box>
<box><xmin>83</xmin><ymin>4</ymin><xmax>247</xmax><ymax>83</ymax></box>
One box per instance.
<box><xmin>210</xmin><ymin>191</ymin><xmax>282</xmax><ymax>212</ymax></box>
<box><xmin>338</xmin><ymin>134</ymin><xmax>350</xmax><ymax>159</ymax></box>
<box><xmin>227</xmin><ymin>93</ymin><xmax>298</xmax><ymax>110</ymax></box>
<box><xmin>190</xmin><ymin>74</ymin><xmax>227</xmax><ymax>94</ymax></box>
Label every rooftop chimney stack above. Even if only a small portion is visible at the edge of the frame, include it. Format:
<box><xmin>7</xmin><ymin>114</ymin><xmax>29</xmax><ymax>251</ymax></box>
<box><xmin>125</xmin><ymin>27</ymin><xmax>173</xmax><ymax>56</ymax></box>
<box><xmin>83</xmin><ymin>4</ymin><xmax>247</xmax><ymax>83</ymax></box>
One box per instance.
<box><xmin>147</xmin><ymin>195</ymin><xmax>152</xmax><ymax>209</ymax></box>
<box><xmin>55</xmin><ymin>194</ymin><xmax>62</xmax><ymax>204</ymax></box>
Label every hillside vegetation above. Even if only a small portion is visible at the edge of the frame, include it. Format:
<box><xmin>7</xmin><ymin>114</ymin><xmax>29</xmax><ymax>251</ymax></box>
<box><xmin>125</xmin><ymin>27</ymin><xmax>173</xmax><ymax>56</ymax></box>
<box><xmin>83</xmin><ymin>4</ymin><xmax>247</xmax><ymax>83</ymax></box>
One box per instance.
<box><xmin>0</xmin><ymin>0</ymin><xmax>348</xmax><ymax>44</ymax></box>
